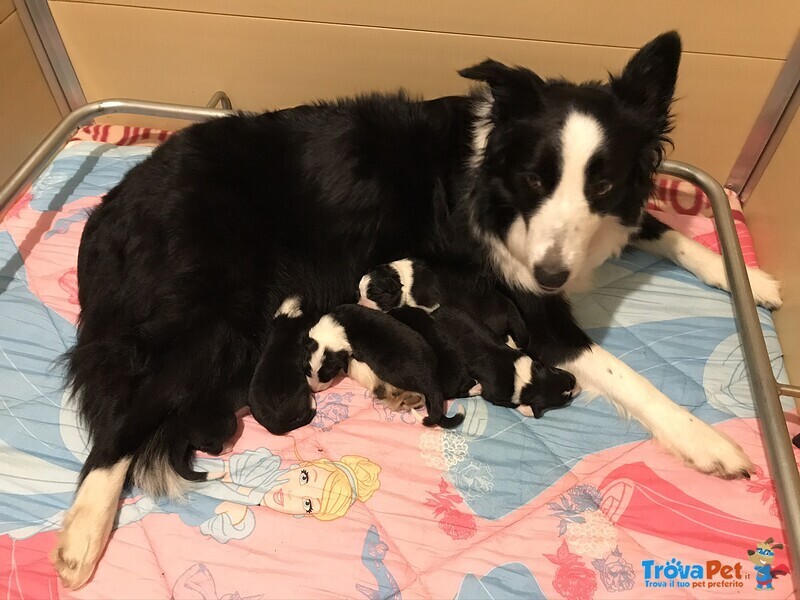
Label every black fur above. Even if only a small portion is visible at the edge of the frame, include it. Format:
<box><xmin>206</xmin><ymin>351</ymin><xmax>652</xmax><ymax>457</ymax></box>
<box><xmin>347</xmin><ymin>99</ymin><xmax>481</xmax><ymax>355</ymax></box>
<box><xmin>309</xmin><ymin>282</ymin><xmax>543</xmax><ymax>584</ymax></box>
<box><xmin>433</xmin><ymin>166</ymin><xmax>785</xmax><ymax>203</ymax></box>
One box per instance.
<box><xmin>388</xmin><ymin>306</ymin><xmax>476</xmax><ymax>399</ymax></box>
<box><xmin>249</xmin><ymin>311</ymin><xmax>316</xmax><ymax>436</ymax></box>
<box><xmin>434</xmin><ymin>307</ymin><xmax>576</xmax><ymax>417</ymax></box>
<box><xmin>363</xmin><ymin>259</ymin><xmax>530</xmax><ymax>349</ymax></box>
<box><xmin>327</xmin><ymin>304</ymin><xmax>464</xmax><ymax>429</ymax></box>
<box><xmin>67</xmin><ymin>32</ymin><xmax>680</xmax><ymax>492</ymax></box>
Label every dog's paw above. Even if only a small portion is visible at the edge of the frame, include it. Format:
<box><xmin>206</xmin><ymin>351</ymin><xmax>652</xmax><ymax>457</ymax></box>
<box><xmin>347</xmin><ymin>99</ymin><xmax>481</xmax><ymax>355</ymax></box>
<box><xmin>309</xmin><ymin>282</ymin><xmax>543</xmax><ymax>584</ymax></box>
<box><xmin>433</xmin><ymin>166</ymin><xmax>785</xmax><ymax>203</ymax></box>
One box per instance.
<box><xmin>51</xmin><ymin>508</ymin><xmax>104</xmax><ymax>590</ymax></box>
<box><xmin>658</xmin><ymin>418</ymin><xmax>753</xmax><ymax>479</ymax></box>
<box><xmin>746</xmin><ymin>266</ymin><xmax>782</xmax><ymax>310</ymax></box>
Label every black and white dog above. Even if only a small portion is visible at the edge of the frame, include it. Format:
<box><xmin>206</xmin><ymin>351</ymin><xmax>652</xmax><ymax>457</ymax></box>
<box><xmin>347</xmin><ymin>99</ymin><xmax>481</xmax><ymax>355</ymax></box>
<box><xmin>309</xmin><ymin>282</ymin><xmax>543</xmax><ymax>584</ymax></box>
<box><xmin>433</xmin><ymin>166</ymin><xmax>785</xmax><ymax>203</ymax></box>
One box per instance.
<box><xmin>56</xmin><ymin>31</ymin><xmax>781</xmax><ymax>588</ymax></box>
<box><xmin>304</xmin><ymin>304</ymin><xmax>465</xmax><ymax>429</ymax></box>
<box><xmin>358</xmin><ymin>259</ymin><xmax>578</xmax><ymax>416</ymax></box>
<box><xmin>359</xmin><ymin>258</ymin><xmax>530</xmax><ymax>348</ymax></box>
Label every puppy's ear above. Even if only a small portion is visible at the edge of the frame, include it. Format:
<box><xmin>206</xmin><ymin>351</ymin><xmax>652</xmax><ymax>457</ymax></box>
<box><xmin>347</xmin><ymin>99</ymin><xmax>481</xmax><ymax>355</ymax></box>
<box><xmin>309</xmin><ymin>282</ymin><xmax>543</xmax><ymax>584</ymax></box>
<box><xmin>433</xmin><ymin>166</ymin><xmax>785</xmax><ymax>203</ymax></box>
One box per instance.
<box><xmin>334</xmin><ymin>350</ymin><xmax>350</xmax><ymax>373</ymax></box>
<box><xmin>747</xmin><ymin>550</ymin><xmax>756</xmax><ymax>556</ymax></box>
<box><xmin>459</xmin><ymin>59</ymin><xmax>544</xmax><ymax>119</ymax></box>
<box><xmin>773</xmin><ymin>543</ymin><xmax>784</xmax><ymax>550</ymax></box>
<box><xmin>410</xmin><ymin>264</ymin><xmax>442</xmax><ymax>311</ymax></box>
<box><xmin>611</xmin><ymin>31</ymin><xmax>681</xmax><ymax>117</ymax></box>
<box><xmin>766</xmin><ymin>537</ymin><xmax>775</xmax><ymax>545</ymax></box>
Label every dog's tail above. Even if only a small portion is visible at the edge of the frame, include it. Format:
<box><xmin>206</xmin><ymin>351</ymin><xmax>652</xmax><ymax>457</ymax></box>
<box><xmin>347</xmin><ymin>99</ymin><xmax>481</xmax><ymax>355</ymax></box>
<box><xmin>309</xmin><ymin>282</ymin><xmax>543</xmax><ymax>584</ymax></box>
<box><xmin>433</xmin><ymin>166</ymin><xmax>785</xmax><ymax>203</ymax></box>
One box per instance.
<box><xmin>130</xmin><ymin>415</ymin><xmax>207</xmax><ymax>499</ymax></box>
<box><xmin>421</xmin><ymin>390</ymin><xmax>465</xmax><ymax>430</ymax></box>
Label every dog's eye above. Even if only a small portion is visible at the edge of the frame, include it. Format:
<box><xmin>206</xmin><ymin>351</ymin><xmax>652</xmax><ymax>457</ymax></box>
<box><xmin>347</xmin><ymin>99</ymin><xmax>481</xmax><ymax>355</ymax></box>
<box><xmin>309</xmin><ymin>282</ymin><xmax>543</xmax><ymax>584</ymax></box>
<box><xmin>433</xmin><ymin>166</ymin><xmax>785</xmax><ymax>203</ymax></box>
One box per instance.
<box><xmin>525</xmin><ymin>174</ymin><xmax>544</xmax><ymax>193</ymax></box>
<box><xmin>591</xmin><ymin>180</ymin><xmax>613</xmax><ymax>197</ymax></box>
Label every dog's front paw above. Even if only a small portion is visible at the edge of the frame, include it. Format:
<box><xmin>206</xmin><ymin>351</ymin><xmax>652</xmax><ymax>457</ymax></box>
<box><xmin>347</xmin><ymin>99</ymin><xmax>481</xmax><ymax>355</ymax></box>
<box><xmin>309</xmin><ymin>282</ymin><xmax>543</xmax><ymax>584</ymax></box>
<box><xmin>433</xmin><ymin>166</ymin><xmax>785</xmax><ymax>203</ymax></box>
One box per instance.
<box><xmin>658</xmin><ymin>417</ymin><xmax>753</xmax><ymax>479</ymax></box>
<box><xmin>51</xmin><ymin>508</ymin><xmax>104</xmax><ymax>590</ymax></box>
<box><xmin>747</xmin><ymin>266</ymin><xmax>782</xmax><ymax>310</ymax></box>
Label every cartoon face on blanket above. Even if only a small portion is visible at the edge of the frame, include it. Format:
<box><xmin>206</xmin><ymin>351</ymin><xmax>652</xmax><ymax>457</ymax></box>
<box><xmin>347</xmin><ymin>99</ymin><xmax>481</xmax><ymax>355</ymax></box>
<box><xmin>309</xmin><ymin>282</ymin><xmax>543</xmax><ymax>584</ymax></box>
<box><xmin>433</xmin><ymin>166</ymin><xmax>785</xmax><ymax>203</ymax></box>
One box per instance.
<box><xmin>119</xmin><ymin>448</ymin><xmax>381</xmax><ymax>542</ymax></box>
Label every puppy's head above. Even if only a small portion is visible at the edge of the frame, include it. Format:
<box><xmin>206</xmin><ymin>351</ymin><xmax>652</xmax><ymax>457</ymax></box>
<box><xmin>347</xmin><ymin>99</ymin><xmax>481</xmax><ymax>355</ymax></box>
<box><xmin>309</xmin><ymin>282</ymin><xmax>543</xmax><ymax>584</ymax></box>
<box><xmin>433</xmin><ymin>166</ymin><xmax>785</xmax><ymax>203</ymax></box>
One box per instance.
<box><xmin>358</xmin><ymin>264</ymin><xmax>402</xmax><ymax>311</ymax></box>
<box><xmin>358</xmin><ymin>259</ymin><xmax>442</xmax><ymax>312</ymax></box>
<box><xmin>305</xmin><ymin>315</ymin><xmax>351</xmax><ymax>392</ymax></box>
<box><xmin>514</xmin><ymin>356</ymin><xmax>578</xmax><ymax>418</ymax></box>
<box><xmin>460</xmin><ymin>32</ymin><xmax>681</xmax><ymax>295</ymax></box>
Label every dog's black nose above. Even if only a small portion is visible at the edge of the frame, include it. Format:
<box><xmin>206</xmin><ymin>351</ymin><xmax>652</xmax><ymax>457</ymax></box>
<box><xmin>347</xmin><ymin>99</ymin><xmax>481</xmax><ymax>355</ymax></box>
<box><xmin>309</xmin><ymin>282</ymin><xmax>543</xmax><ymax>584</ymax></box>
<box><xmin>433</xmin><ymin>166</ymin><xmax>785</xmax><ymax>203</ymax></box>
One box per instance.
<box><xmin>533</xmin><ymin>265</ymin><xmax>570</xmax><ymax>290</ymax></box>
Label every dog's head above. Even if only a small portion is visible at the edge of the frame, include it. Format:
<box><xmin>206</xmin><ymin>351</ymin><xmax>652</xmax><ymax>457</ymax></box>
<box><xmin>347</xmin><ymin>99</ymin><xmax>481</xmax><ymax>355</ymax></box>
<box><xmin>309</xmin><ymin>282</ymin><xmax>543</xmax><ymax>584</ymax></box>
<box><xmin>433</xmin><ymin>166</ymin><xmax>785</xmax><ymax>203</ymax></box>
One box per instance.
<box><xmin>461</xmin><ymin>31</ymin><xmax>681</xmax><ymax>294</ymax></box>
<box><xmin>515</xmin><ymin>356</ymin><xmax>578</xmax><ymax>418</ymax></box>
<box><xmin>304</xmin><ymin>314</ymin><xmax>351</xmax><ymax>392</ymax></box>
<box><xmin>358</xmin><ymin>259</ymin><xmax>442</xmax><ymax>312</ymax></box>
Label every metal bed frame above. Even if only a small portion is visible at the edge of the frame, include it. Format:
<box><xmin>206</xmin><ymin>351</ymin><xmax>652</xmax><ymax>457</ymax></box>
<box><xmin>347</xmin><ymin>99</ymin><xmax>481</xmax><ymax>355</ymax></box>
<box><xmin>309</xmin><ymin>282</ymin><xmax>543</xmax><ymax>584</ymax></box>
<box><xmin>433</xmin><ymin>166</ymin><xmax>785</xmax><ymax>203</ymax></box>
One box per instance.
<box><xmin>1</xmin><ymin>91</ymin><xmax>799</xmax><ymax>587</ymax></box>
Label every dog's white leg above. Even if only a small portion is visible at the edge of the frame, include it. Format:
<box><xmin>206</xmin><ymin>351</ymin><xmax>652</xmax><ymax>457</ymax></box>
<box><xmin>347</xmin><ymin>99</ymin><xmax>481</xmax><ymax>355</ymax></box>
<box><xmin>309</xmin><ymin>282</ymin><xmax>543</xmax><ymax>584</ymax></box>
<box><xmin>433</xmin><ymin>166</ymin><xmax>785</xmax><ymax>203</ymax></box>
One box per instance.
<box><xmin>561</xmin><ymin>344</ymin><xmax>753</xmax><ymax>478</ymax></box>
<box><xmin>635</xmin><ymin>229</ymin><xmax>782</xmax><ymax>309</ymax></box>
<box><xmin>52</xmin><ymin>457</ymin><xmax>131</xmax><ymax>589</ymax></box>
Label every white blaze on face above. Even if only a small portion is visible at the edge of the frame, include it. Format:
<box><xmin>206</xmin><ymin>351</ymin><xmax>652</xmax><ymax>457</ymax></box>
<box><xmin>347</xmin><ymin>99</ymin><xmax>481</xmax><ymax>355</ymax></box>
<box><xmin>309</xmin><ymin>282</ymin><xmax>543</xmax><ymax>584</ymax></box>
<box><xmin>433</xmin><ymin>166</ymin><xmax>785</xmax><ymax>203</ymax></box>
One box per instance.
<box><xmin>389</xmin><ymin>259</ymin><xmax>417</xmax><ymax>308</ymax></box>
<box><xmin>307</xmin><ymin>315</ymin><xmax>351</xmax><ymax>391</ymax></box>
<box><xmin>489</xmin><ymin>111</ymin><xmax>633</xmax><ymax>293</ymax></box>
<box><xmin>357</xmin><ymin>274</ymin><xmax>379</xmax><ymax>309</ymax></box>
<box><xmin>512</xmin><ymin>354</ymin><xmax>534</xmax><ymax>405</ymax></box>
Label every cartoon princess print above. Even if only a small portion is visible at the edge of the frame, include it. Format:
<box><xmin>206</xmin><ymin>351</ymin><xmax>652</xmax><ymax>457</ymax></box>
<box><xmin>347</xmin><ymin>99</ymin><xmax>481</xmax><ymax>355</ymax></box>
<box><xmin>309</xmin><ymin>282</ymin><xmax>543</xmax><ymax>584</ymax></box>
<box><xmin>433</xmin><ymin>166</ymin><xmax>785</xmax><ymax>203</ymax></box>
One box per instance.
<box><xmin>117</xmin><ymin>447</ymin><xmax>381</xmax><ymax>543</ymax></box>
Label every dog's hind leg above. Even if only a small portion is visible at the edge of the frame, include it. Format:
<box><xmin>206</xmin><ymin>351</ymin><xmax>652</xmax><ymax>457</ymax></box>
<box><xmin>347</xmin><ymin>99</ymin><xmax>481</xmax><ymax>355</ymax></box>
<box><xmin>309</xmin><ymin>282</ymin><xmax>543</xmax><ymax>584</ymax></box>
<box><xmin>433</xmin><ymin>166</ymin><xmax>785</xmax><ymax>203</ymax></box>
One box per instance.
<box><xmin>634</xmin><ymin>214</ymin><xmax>781</xmax><ymax>309</ymax></box>
<box><xmin>52</xmin><ymin>453</ymin><xmax>131</xmax><ymax>590</ymax></box>
<box><xmin>561</xmin><ymin>344</ymin><xmax>753</xmax><ymax>479</ymax></box>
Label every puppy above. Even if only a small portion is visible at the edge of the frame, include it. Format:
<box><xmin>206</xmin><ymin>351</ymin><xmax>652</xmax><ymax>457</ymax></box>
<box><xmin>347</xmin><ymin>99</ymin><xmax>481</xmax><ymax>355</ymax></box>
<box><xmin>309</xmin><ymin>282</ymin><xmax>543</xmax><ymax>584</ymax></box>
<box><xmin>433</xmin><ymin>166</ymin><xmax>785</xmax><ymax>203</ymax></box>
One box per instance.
<box><xmin>359</xmin><ymin>258</ymin><xmax>529</xmax><ymax>348</ymax></box>
<box><xmin>435</xmin><ymin>306</ymin><xmax>578</xmax><ymax>417</ymax></box>
<box><xmin>305</xmin><ymin>304</ymin><xmax>464</xmax><ymax>429</ymax></box>
<box><xmin>359</xmin><ymin>260</ymin><xmax>576</xmax><ymax>416</ymax></box>
<box><xmin>388</xmin><ymin>305</ymin><xmax>477</xmax><ymax>399</ymax></box>
<box><xmin>248</xmin><ymin>297</ymin><xmax>317</xmax><ymax>435</ymax></box>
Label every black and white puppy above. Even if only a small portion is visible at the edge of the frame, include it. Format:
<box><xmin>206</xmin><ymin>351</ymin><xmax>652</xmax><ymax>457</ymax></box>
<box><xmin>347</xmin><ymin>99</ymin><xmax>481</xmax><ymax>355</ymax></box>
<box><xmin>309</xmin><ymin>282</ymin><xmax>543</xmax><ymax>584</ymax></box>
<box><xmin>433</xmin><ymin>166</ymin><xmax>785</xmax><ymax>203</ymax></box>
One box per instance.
<box><xmin>387</xmin><ymin>305</ymin><xmax>477</xmax><ymax>400</ymax></box>
<box><xmin>360</xmin><ymin>259</ymin><xmax>576</xmax><ymax>416</ymax></box>
<box><xmin>305</xmin><ymin>304</ymin><xmax>465</xmax><ymax>429</ymax></box>
<box><xmin>359</xmin><ymin>258</ymin><xmax>529</xmax><ymax>348</ymax></box>
<box><xmin>435</xmin><ymin>306</ymin><xmax>577</xmax><ymax>417</ymax></box>
<box><xmin>248</xmin><ymin>297</ymin><xmax>317</xmax><ymax>435</ymax></box>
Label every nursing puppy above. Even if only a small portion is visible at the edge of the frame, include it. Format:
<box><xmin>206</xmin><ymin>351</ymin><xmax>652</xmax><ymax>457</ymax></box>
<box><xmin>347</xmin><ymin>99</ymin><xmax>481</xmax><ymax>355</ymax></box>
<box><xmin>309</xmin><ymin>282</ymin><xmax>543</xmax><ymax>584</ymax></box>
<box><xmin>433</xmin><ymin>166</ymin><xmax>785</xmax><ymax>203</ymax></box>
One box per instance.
<box><xmin>305</xmin><ymin>304</ymin><xmax>465</xmax><ymax>429</ymax></box>
<box><xmin>436</xmin><ymin>306</ymin><xmax>577</xmax><ymax>417</ymax></box>
<box><xmin>248</xmin><ymin>297</ymin><xmax>317</xmax><ymax>435</ymax></box>
<box><xmin>388</xmin><ymin>305</ymin><xmax>477</xmax><ymax>400</ymax></box>
<box><xmin>359</xmin><ymin>258</ymin><xmax>529</xmax><ymax>348</ymax></box>
<box><xmin>360</xmin><ymin>260</ymin><xmax>576</xmax><ymax>416</ymax></box>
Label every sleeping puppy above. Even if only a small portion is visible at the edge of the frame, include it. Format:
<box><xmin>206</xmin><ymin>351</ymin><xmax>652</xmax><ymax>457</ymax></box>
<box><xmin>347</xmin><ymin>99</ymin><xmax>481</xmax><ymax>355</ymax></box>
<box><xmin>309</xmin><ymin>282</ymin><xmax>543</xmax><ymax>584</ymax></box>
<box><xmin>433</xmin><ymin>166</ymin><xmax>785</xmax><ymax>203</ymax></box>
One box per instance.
<box><xmin>305</xmin><ymin>304</ymin><xmax>464</xmax><ymax>429</ymax></box>
<box><xmin>435</xmin><ymin>306</ymin><xmax>578</xmax><ymax>417</ymax></box>
<box><xmin>359</xmin><ymin>258</ymin><xmax>529</xmax><ymax>349</ymax></box>
<box><xmin>359</xmin><ymin>259</ymin><xmax>577</xmax><ymax>416</ymax></box>
<box><xmin>248</xmin><ymin>297</ymin><xmax>317</xmax><ymax>435</ymax></box>
<box><xmin>388</xmin><ymin>305</ymin><xmax>477</xmax><ymax>400</ymax></box>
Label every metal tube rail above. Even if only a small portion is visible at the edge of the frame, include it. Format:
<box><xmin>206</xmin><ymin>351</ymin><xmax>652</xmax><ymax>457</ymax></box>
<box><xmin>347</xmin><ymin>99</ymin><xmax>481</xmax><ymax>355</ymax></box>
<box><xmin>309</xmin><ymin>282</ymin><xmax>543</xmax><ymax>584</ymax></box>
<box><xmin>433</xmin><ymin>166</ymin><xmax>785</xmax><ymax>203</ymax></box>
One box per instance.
<box><xmin>0</xmin><ymin>98</ymin><xmax>233</xmax><ymax>214</ymax></box>
<box><xmin>206</xmin><ymin>91</ymin><xmax>233</xmax><ymax>110</ymax></box>
<box><xmin>0</xmin><ymin>99</ymin><xmax>797</xmax><ymax>584</ymax></box>
<box><xmin>779</xmin><ymin>384</ymin><xmax>800</xmax><ymax>399</ymax></box>
<box><xmin>659</xmin><ymin>160</ymin><xmax>800</xmax><ymax>588</ymax></box>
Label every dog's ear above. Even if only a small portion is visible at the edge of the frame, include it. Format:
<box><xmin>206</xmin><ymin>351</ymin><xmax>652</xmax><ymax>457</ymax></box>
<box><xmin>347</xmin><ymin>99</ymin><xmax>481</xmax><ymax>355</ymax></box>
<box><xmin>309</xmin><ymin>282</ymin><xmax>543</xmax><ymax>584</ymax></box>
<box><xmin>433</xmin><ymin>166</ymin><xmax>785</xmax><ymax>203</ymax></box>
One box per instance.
<box><xmin>459</xmin><ymin>59</ymin><xmax>544</xmax><ymax>119</ymax></box>
<box><xmin>611</xmin><ymin>31</ymin><xmax>681</xmax><ymax>117</ymax></box>
<box><xmin>747</xmin><ymin>550</ymin><xmax>756</xmax><ymax>556</ymax></box>
<box><xmin>773</xmin><ymin>543</ymin><xmax>784</xmax><ymax>550</ymax></box>
<box><xmin>766</xmin><ymin>537</ymin><xmax>775</xmax><ymax>545</ymax></box>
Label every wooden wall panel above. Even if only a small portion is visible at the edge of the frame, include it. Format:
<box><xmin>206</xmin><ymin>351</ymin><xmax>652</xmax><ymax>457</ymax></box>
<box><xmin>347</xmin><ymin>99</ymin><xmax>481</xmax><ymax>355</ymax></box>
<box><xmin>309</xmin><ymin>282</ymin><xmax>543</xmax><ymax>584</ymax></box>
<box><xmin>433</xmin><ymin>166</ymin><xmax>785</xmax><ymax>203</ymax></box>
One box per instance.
<box><xmin>55</xmin><ymin>0</ymin><xmax>799</xmax><ymax>60</ymax></box>
<box><xmin>745</xmin><ymin>111</ymin><xmax>800</xmax><ymax>386</ymax></box>
<box><xmin>0</xmin><ymin>11</ymin><xmax>62</xmax><ymax>187</ymax></box>
<box><xmin>50</xmin><ymin>1</ymin><xmax>783</xmax><ymax>182</ymax></box>
<box><xmin>0</xmin><ymin>0</ymin><xmax>14</xmax><ymax>25</ymax></box>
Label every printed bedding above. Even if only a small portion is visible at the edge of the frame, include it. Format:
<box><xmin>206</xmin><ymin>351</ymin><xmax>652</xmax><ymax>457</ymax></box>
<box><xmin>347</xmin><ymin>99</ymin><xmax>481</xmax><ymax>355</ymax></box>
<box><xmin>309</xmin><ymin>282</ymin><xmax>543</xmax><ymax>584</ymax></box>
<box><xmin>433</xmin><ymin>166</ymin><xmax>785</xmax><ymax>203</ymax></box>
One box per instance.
<box><xmin>1</xmin><ymin>125</ymin><xmax>797</xmax><ymax>600</ymax></box>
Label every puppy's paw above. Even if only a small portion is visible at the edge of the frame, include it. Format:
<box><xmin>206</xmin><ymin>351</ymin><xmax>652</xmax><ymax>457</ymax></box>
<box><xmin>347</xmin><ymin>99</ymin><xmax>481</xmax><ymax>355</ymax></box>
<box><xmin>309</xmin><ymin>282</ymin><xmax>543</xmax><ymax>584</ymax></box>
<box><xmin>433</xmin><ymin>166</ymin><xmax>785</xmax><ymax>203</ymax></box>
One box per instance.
<box><xmin>746</xmin><ymin>266</ymin><xmax>782</xmax><ymax>310</ymax></box>
<box><xmin>516</xmin><ymin>405</ymin><xmax>535</xmax><ymax>417</ymax></box>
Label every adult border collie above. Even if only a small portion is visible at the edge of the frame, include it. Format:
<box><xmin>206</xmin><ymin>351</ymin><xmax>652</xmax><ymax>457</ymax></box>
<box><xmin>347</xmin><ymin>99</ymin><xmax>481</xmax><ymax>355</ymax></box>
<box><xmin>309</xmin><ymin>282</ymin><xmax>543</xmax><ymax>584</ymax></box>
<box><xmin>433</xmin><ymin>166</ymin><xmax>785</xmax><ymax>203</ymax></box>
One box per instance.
<box><xmin>54</xmin><ymin>32</ymin><xmax>781</xmax><ymax>588</ymax></box>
